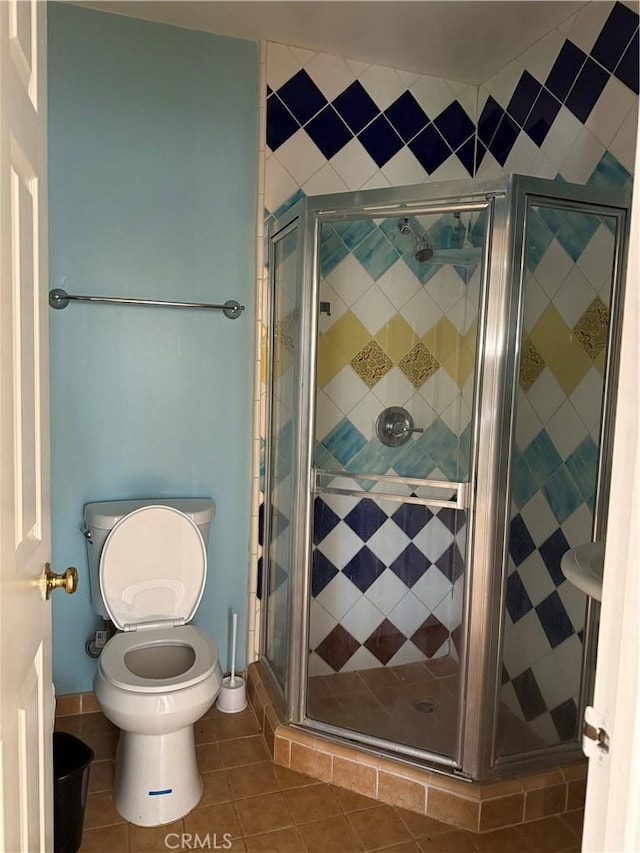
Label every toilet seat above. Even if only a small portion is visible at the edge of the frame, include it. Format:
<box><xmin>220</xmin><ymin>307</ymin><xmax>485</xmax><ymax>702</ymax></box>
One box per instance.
<box><xmin>98</xmin><ymin>625</ymin><xmax>217</xmax><ymax>694</ymax></box>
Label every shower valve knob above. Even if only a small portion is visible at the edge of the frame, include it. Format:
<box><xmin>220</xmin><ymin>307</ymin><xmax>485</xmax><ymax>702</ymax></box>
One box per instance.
<box><xmin>376</xmin><ymin>406</ymin><xmax>422</xmax><ymax>447</ymax></box>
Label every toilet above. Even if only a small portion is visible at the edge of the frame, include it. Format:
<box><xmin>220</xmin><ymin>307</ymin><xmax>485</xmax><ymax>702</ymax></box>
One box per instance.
<box><xmin>84</xmin><ymin>498</ymin><xmax>223</xmax><ymax>827</ymax></box>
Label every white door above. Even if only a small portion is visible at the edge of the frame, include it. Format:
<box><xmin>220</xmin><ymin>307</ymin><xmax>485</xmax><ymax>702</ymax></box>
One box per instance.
<box><xmin>0</xmin><ymin>2</ymin><xmax>54</xmax><ymax>851</ymax></box>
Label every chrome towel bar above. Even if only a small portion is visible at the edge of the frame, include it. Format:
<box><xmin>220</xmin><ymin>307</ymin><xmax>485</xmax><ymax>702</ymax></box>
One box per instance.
<box><xmin>48</xmin><ymin>288</ymin><xmax>245</xmax><ymax>319</ymax></box>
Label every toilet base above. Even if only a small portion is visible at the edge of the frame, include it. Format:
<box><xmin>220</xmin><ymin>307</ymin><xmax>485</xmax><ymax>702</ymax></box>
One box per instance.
<box><xmin>113</xmin><ymin>726</ymin><xmax>202</xmax><ymax>826</ymax></box>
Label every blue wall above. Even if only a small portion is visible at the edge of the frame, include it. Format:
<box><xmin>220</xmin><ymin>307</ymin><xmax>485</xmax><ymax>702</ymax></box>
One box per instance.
<box><xmin>48</xmin><ymin>5</ymin><xmax>257</xmax><ymax>693</ymax></box>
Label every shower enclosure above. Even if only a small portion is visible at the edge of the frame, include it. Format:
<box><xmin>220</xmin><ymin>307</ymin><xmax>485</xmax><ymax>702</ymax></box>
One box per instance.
<box><xmin>261</xmin><ymin>175</ymin><xmax>628</xmax><ymax>780</ymax></box>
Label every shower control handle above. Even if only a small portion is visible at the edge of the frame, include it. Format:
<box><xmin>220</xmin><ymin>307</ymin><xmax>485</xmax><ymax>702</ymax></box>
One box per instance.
<box><xmin>376</xmin><ymin>406</ymin><xmax>423</xmax><ymax>448</ymax></box>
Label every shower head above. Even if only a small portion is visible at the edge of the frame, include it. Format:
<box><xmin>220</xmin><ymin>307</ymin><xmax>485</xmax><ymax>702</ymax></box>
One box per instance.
<box><xmin>397</xmin><ymin>217</ymin><xmax>433</xmax><ymax>263</ymax></box>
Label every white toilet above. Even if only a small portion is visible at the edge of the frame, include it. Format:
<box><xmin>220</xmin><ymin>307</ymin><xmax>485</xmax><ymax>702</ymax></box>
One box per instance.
<box><xmin>84</xmin><ymin>498</ymin><xmax>223</xmax><ymax>827</ymax></box>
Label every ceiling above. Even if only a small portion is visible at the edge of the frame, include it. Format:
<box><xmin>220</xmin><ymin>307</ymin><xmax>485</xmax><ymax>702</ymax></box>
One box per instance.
<box><xmin>70</xmin><ymin>1</ymin><xmax>586</xmax><ymax>85</ymax></box>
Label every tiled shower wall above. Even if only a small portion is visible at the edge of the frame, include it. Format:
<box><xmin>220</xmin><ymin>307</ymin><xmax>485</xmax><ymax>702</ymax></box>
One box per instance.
<box><xmin>252</xmin><ymin>0</ymin><xmax>638</xmax><ymax>709</ymax></box>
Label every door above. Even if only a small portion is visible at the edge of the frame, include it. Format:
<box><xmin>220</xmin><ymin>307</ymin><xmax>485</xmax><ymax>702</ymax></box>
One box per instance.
<box><xmin>0</xmin><ymin>2</ymin><xmax>53</xmax><ymax>851</ymax></box>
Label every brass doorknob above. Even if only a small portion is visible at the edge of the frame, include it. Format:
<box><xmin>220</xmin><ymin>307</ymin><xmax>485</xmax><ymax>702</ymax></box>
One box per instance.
<box><xmin>42</xmin><ymin>563</ymin><xmax>78</xmax><ymax>600</ymax></box>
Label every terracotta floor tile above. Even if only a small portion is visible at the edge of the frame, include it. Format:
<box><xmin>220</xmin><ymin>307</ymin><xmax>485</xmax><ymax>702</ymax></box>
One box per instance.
<box><xmin>219</xmin><ymin>736</ymin><xmax>270</xmax><ymax>768</ymax></box>
<box><xmin>418</xmin><ymin>829</ymin><xmax>479</xmax><ymax>852</ymax></box>
<box><xmin>184</xmin><ymin>802</ymin><xmax>242</xmax><ymax>840</ymax></box>
<box><xmin>515</xmin><ymin>816</ymin><xmax>577</xmax><ymax>853</ymax></box>
<box><xmin>129</xmin><ymin>818</ymin><xmax>184</xmax><ymax>852</ymax></box>
<box><xmin>227</xmin><ymin>762</ymin><xmax>281</xmax><ymax>799</ymax></box>
<box><xmin>199</xmin><ymin>769</ymin><xmax>234</xmax><ymax>807</ymax></box>
<box><xmin>382</xmin><ymin>843</ymin><xmax>422</xmax><ymax>853</ymax></box>
<box><xmin>215</xmin><ymin>709</ymin><xmax>261</xmax><ymax>741</ymax></box>
<box><xmin>88</xmin><ymin>759</ymin><xmax>114</xmax><ymax>794</ymax></box>
<box><xmin>194</xmin><ymin>717</ymin><xmax>218</xmax><ymax>745</ymax></box>
<box><xmin>79</xmin><ymin>822</ymin><xmax>128</xmax><ymax>853</ymax></box>
<box><xmin>560</xmin><ymin>809</ymin><xmax>585</xmax><ymax>839</ymax></box>
<box><xmin>297</xmin><ymin>814</ymin><xmax>365</xmax><ymax>852</ymax></box>
<box><xmin>55</xmin><ymin>715</ymin><xmax>83</xmax><ymax>736</ymax></box>
<box><xmin>83</xmin><ymin>791</ymin><xmax>125</xmax><ymax>830</ymax></box>
<box><xmin>196</xmin><ymin>742</ymin><xmax>224</xmax><ymax>772</ymax></box>
<box><xmin>331</xmin><ymin>785</ymin><xmax>379</xmax><ymax>814</ymax></box>
<box><xmin>234</xmin><ymin>791</ymin><xmax>294</xmax><ymax>837</ymax></box>
<box><xmin>347</xmin><ymin>804</ymin><xmax>412</xmax><ymax>850</ymax></box>
<box><xmin>395</xmin><ymin>808</ymin><xmax>450</xmax><ymax>840</ymax></box>
<box><xmin>80</xmin><ymin>712</ymin><xmax>117</xmax><ymax>737</ymax></box>
<box><xmin>283</xmin><ymin>783</ymin><xmax>342</xmax><ymax>825</ymax></box>
<box><xmin>243</xmin><ymin>826</ymin><xmax>305</xmax><ymax>852</ymax></box>
<box><xmin>474</xmin><ymin>825</ymin><xmax>536</xmax><ymax>853</ymax></box>
<box><xmin>272</xmin><ymin>764</ymin><xmax>319</xmax><ymax>790</ymax></box>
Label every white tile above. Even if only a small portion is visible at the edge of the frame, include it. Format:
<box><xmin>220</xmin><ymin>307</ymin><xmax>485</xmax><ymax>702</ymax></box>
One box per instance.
<box><xmin>485</xmin><ymin>60</ymin><xmax>524</xmax><ymax>109</ymax></box>
<box><xmin>505</xmin><ymin>132</ymin><xmax>540</xmax><ymax>175</ymax></box>
<box><xmin>426</xmin><ymin>265</ymin><xmax>468</xmax><ymax>314</ymax></box>
<box><xmin>540</xmin><ymin>106</ymin><xmax>584</xmax><ymax>170</ymax></box>
<box><xmin>523</xmin><ymin>272</ymin><xmax>550</xmax><ymax>331</ymax></box>
<box><xmin>410</xmin><ymin>565</ymin><xmax>453</xmax><ymax>613</ymax></box>
<box><xmin>518</xmin><ymin>29</ymin><xmax>566</xmax><ymax>83</ymax></box>
<box><xmin>387</xmin><ymin>640</ymin><xmax>427</xmax><ymax>667</ymax></box>
<box><xmin>303</xmin><ymin>162</ymin><xmax>349</xmax><ymax>198</ymax></box>
<box><xmin>446</xmin><ymin>294</ymin><xmax>478</xmax><ymax>335</ymax></box>
<box><xmin>316</xmin><ymin>570</ymin><xmax>363</xmax><ymax>621</ymax></box>
<box><xmin>381</xmin><ymin>147</ymin><xmax>428</xmax><ymax>188</ymax></box>
<box><xmin>475</xmin><ymin>150</ymin><xmax>504</xmax><ymax>182</ymax></box>
<box><xmin>456</xmin><ymin>86</ymin><xmax>478</xmax><ymax>123</ymax></box>
<box><xmin>566</xmin><ymin>1</ymin><xmax>615</xmax><ymax>54</ymax></box>
<box><xmin>554</xmin><ymin>633</ymin><xmax>583</xmax><ymax>697</ymax></box>
<box><xmin>367</xmin><ymin>518</ymin><xmax>412</xmax><ymax>565</ymax></box>
<box><xmin>526</xmin><ymin>368</ymin><xmax>566</xmax><ymax>426</ymax></box>
<box><xmin>432</xmin><ymin>595</ymin><xmax>456</xmax><ymax>631</ymax></box>
<box><xmin>559</xmin><ymin>127</ymin><xmax>606</xmax><ymax>185</ymax></box>
<box><xmin>397</xmin><ymin>69</ymin><xmax>421</xmax><ymax>89</ymax></box>
<box><xmin>577</xmin><ymin>224</ymin><xmax>616</xmax><ymax>289</ymax></box>
<box><xmin>532</xmin><ymin>652</ymin><xmax>573</xmax><ymax>710</ymax></box>
<box><xmin>351</xmin><ymin>283</ymin><xmax>397</xmax><ymax>335</ymax></box>
<box><xmin>440</xmin><ymin>395</ymin><xmax>470</xmax><ymax>436</ymax></box>
<box><xmin>569</xmin><ymin>367</ymin><xmax>605</xmax><ymax>433</ymax></box>
<box><xmin>552</xmin><ymin>266</ymin><xmax>597</xmax><ymax>328</ymax></box>
<box><xmin>316</xmin><ymin>524</ymin><xmax>364</xmax><ymax>571</ymax></box>
<box><xmin>585</xmin><ymin>75</ymin><xmax>638</xmax><ymax>148</ymax></box>
<box><xmin>388</xmin><ymin>591</ymin><xmax>431</xmax><ymax>637</ymax></box>
<box><xmin>321</xmin><ymin>492</ymin><xmax>358</xmax><ymax>519</ymax></box>
<box><xmin>557</xmin><ymin>579</ymin><xmax>587</xmax><ymax>632</ymax></box>
<box><xmin>501</xmin><ymin>681</ymin><xmax>525</xmax><ymax>719</ymax></box>
<box><xmin>318</xmin><ymin>279</ymin><xmax>348</xmax><ymax>334</ymax></box>
<box><xmin>315</xmin><ymin>390</ymin><xmax>344</xmax><ymax>441</ymax></box>
<box><xmin>309</xmin><ymin>599</ymin><xmax>338</xmax><ymax>648</ymax></box>
<box><xmin>330</xmin><ymin>138</ymin><xmax>379</xmax><ymax>190</ymax></box>
<box><xmin>347</xmin><ymin>390</ymin><xmax>386</xmax><ymax>442</ymax></box>
<box><xmin>557</xmin><ymin>10</ymin><xmax>579</xmax><ymax>36</ymax></box>
<box><xmin>476</xmin><ymin>85</ymin><xmax>491</xmax><ymax>116</ymax></box>
<box><xmin>340</xmin><ymin>645</ymin><xmax>381</xmax><ymax>672</ymax></box>
<box><xmin>430</xmin><ymin>155</ymin><xmax>470</xmax><ymax>183</ymax></box>
<box><xmin>608</xmin><ymin>102</ymin><xmax>638</xmax><ymax>175</ymax></box>
<box><xmin>528</xmin><ymin>149</ymin><xmax>560</xmax><ymax>180</ymax></box>
<box><xmin>371</xmin><ymin>366</ymin><xmax>415</xmax><ymax>408</ymax></box>
<box><xmin>534</xmin><ymin>238</ymin><xmax>574</xmax><ymax>299</ymax></box>
<box><xmin>413</xmin><ymin>519</ymin><xmax>454</xmax><ymax>564</ymax></box>
<box><xmin>410</xmin><ymin>74</ymin><xmax>458</xmax><ymax>119</ymax></box>
<box><xmin>401</xmin><ymin>285</ymin><xmax>443</xmax><ymax>337</ymax></box>
<box><xmin>502</xmin><ymin>624</ymin><xmax>529</xmax><ymax>679</ymax></box>
<box><xmin>518</xmin><ymin>552</ymin><xmax>556</xmax><ymax>607</ymax></box>
<box><xmin>422</xmin><ymin>370</ymin><xmax>463</xmax><ymax>416</ymax></box>
<box><xmin>360</xmin><ymin>171</ymin><xmax>392</xmax><ymax>191</ymax></box>
<box><xmin>289</xmin><ymin>46</ymin><xmax>316</xmax><ymax>67</ymax></box>
<box><xmin>266</xmin><ymin>42</ymin><xmax>302</xmax><ymax>90</ymax></box>
<box><xmin>514</xmin><ymin>610</ymin><xmax>551</xmax><ymax>667</ymax></box>
<box><xmin>265</xmin><ymin>154</ymin><xmax>300</xmax><ymax>214</ymax></box>
<box><xmin>341</xmin><ymin>594</ymin><xmax>386</xmax><ymax>643</ymax></box>
<box><xmin>326</xmin><ymin>253</ymin><xmax>374</xmax><ymax>307</ymax></box>
<box><xmin>546</xmin><ymin>399</ymin><xmax>588</xmax><ymax>459</ymax></box>
<box><xmin>408</xmin><ymin>392</ymin><xmax>438</xmax><ymax>432</ymax></box>
<box><xmin>377</xmin><ymin>258</ymin><xmax>422</xmax><ymax>310</ymax></box>
<box><xmin>308</xmin><ymin>651</ymin><xmax>336</xmax><ymax>677</ymax></box>
<box><xmin>521</xmin><ymin>491</ymin><xmax>561</xmax><ymax>547</ymax></box>
<box><xmin>359</xmin><ymin>63</ymin><xmax>407</xmax><ymax>111</ymax></box>
<box><xmin>345</xmin><ymin>58</ymin><xmax>370</xmax><ymax>77</ymax></box>
<box><xmin>365</xmin><ymin>569</ymin><xmax>412</xmax><ymax>615</ymax></box>
<box><xmin>306</xmin><ymin>52</ymin><xmax>356</xmax><ymax>101</ymax></box>
<box><xmin>561</xmin><ymin>503</ymin><xmax>594</xmax><ymax>548</ymax></box>
<box><xmin>276</xmin><ymin>129</ymin><xmax>326</xmax><ymax>186</ymax></box>
<box><xmin>529</xmin><ymin>712</ymin><xmax>560</xmax><ymax>745</ymax></box>
<box><xmin>324</xmin><ymin>365</ymin><xmax>370</xmax><ymax>416</ymax></box>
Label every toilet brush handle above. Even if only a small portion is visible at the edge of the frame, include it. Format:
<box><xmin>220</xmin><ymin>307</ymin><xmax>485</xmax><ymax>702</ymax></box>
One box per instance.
<box><xmin>230</xmin><ymin>612</ymin><xmax>238</xmax><ymax>685</ymax></box>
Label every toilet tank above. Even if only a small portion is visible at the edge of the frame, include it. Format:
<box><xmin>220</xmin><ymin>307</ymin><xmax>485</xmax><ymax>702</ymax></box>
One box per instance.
<box><xmin>83</xmin><ymin>498</ymin><xmax>215</xmax><ymax>619</ymax></box>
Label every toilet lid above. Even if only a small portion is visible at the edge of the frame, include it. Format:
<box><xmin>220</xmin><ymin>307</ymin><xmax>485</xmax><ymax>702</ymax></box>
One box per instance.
<box><xmin>99</xmin><ymin>505</ymin><xmax>207</xmax><ymax>631</ymax></box>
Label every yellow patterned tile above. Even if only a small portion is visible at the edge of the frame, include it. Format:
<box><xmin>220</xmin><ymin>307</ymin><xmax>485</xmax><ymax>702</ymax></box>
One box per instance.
<box><xmin>317</xmin><ymin>310</ymin><xmax>371</xmax><ymax>388</ymax></box>
<box><xmin>530</xmin><ymin>304</ymin><xmax>592</xmax><ymax>395</ymax></box>
<box><xmin>398</xmin><ymin>341</ymin><xmax>439</xmax><ymax>388</ymax></box>
<box><xmin>375</xmin><ymin>315</ymin><xmax>419</xmax><ymax>363</ymax></box>
<box><xmin>351</xmin><ymin>339</ymin><xmax>393</xmax><ymax>388</ymax></box>
<box><xmin>439</xmin><ymin>320</ymin><xmax>478</xmax><ymax>388</ymax></box>
<box><xmin>573</xmin><ymin>296</ymin><xmax>609</xmax><ymax>360</ymax></box>
<box><xmin>422</xmin><ymin>317</ymin><xmax>460</xmax><ymax>364</ymax></box>
<box><xmin>519</xmin><ymin>336</ymin><xmax>546</xmax><ymax>391</ymax></box>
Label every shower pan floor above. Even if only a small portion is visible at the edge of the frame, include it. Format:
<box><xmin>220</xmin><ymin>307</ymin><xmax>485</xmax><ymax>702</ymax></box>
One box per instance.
<box><xmin>307</xmin><ymin>656</ymin><xmax>544</xmax><ymax>758</ymax></box>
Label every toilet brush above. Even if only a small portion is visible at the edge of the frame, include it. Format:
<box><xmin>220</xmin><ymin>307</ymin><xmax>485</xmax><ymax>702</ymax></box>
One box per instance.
<box><xmin>216</xmin><ymin>612</ymin><xmax>247</xmax><ymax>713</ymax></box>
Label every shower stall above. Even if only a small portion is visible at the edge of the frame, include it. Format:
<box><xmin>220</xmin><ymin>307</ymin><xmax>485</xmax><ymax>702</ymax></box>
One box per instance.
<box><xmin>261</xmin><ymin>175</ymin><xmax>629</xmax><ymax>781</ymax></box>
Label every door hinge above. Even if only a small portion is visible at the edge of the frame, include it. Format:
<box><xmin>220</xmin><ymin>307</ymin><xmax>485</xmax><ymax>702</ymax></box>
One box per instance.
<box><xmin>583</xmin><ymin>705</ymin><xmax>610</xmax><ymax>757</ymax></box>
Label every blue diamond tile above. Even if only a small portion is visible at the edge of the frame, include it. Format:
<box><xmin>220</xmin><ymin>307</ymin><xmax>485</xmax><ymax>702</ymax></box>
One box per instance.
<box><xmin>476</xmin><ymin>139</ymin><xmax>487</xmax><ymax>171</ymax></box>
<box><xmin>478</xmin><ymin>96</ymin><xmax>503</xmax><ymax>147</ymax></box>
<box><xmin>409</xmin><ymin>123</ymin><xmax>451</xmax><ymax>174</ymax></box>
<box><xmin>332</xmin><ymin>218</ymin><xmax>376</xmax><ymax>250</ymax></box>
<box><xmin>256</xmin><ymin>556</ymin><xmax>263</xmax><ymax>600</ymax></box>
<box><xmin>385</xmin><ymin>91</ymin><xmax>429</xmax><ymax>142</ymax></box>
<box><xmin>358</xmin><ymin>114</ymin><xmax>404</xmax><ymax>167</ymax></box>
<box><xmin>522</xmin><ymin>430</ymin><xmax>563</xmax><ymax>487</ymax></box>
<box><xmin>392</xmin><ymin>438</ymin><xmax>437</xmax><ymax>479</ymax></box>
<box><xmin>436</xmin><ymin>506</ymin><xmax>465</xmax><ymax>535</ymax></box>
<box><xmin>456</xmin><ymin>135</ymin><xmax>476</xmax><ymax>177</ymax></box>
<box><xmin>306</xmin><ymin>104</ymin><xmax>352</xmax><ymax>159</ymax></box>
<box><xmin>353</xmin><ymin>226</ymin><xmax>401</xmax><ymax>280</ymax></box>
<box><xmin>614</xmin><ymin>29</ymin><xmax>639</xmax><ymax>94</ymax></box>
<box><xmin>512</xmin><ymin>449</ymin><xmax>538</xmax><ymax>509</ymax></box>
<box><xmin>545</xmin><ymin>40</ymin><xmax>587</xmax><ymax>102</ymax></box>
<box><xmin>542</xmin><ymin>465</ymin><xmax>583</xmax><ymax>524</ymax></box>
<box><xmin>313</xmin><ymin>497</ymin><xmax>340</xmax><ymax>545</ymax></box>
<box><xmin>343</xmin><ymin>546</ymin><xmax>386</xmax><ymax>593</ymax></box>
<box><xmin>311</xmin><ymin>549</ymin><xmax>339</xmax><ymax>597</ymax></box>
<box><xmin>566</xmin><ymin>436</ymin><xmax>599</xmax><ymax>501</ymax></box>
<box><xmin>565</xmin><ymin>57</ymin><xmax>610</xmax><ymax>123</ymax></box>
<box><xmin>344</xmin><ymin>498</ymin><xmax>388</xmax><ymax>541</ymax></box>
<box><xmin>391</xmin><ymin>502</ymin><xmax>433</xmax><ymax>538</ymax></box>
<box><xmin>506</xmin><ymin>570</ymin><xmax>534</xmax><ymax>622</ymax></box>
<box><xmin>390</xmin><ymin>543</ymin><xmax>430</xmax><ymax>587</ymax></box>
<box><xmin>345</xmin><ymin>441</ymin><xmax>391</xmax><ymax>478</ymax></box>
<box><xmin>322</xmin><ymin>417</ymin><xmax>367</xmax><ymax>467</ymax></box>
<box><xmin>588</xmin><ymin>151</ymin><xmax>632</xmax><ymax>191</ymax></box>
<box><xmin>539</xmin><ymin>528</ymin><xmax>570</xmax><ymax>586</ymax></box>
<box><xmin>422</xmin><ymin>418</ymin><xmax>458</xmax><ymax>469</ymax></box>
<box><xmin>550</xmin><ymin>697</ymin><xmax>578</xmax><ymax>742</ymax></box>
<box><xmin>509</xmin><ymin>514</ymin><xmax>536</xmax><ymax>566</ymax></box>
<box><xmin>266</xmin><ymin>93</ymin><xmax>299</xmax><ymax>151</ymax></box>
<box><xmin>319</xmin><ymin>224</ymin><xmax>349</xmax><ymax>277</ymax></box>
<box><xmin>523</xmin><ymin>87</ymin><xmax>562</xmax><ymax>147</ymax></box>
<box><xmin>546</xmin><ymin>207</ymin><xmax>601</xmax><ymax>262</ymax></box>
<box><xmin>512</xmin><ymin>668</ymin><xmax>547</xmax><ymax>721</ymax></box>
<box><xmin>334</xmin><ymin>80</ymin><xmax>380</xmax><ymax>134</ymax></box>
<box><xmin>488</xmin><ymin>112</ymin><xmax>520</xmax><ymax>166</ymax></box>
<box><xmin>591</xmin><ymin>2</ymin><xmax>639</xmax><ymax>72</ymax></box>
<box><xmin>536</xmin><ymin>591</ymin><xmax>575</xmax><ymax>648</ymax></box>
<box><xmin>436</xmin><ymin>542</ymin><xmax>465</xmax><ymax>582</ymax></box>
<box><xmin>507</xmin><ymin>71</ymin><xmax>542</xmax><ymax>126</ymax></box>
<box><xmin>434</xmin><ymin>101</ymin><xmax>475</xmax><ymax>151</ymax></box>
<box><xmin>277</xmin><ymin>69</ymin><xmax>327</xmax><ymax>125</ymax></box>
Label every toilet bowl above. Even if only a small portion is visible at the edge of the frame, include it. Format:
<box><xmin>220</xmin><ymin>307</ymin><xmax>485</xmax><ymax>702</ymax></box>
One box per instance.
<box><xmin>87</xmin><ymin>501</ymin><xmax>223</xmax><ymax>826</ymax></box>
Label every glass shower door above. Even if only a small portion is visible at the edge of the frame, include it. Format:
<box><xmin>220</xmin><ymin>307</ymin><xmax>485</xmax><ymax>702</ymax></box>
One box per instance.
<box><xmin>307</xmin><ymin>206</ymin><xmax>488</xmax><ymax>761</ymax></box>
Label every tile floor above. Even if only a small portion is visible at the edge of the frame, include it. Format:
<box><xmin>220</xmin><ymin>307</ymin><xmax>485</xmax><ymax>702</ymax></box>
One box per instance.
<box><xmin>55</xmin><ymin>705</ymin><xmax>583</xmax><ymax>853</ymax></box>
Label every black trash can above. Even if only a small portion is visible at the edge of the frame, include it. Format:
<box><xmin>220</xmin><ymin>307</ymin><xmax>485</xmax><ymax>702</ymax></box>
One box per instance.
<box><xmin>53</xmin><ymin>731</ymin><xmax>94</xmax><ymax>853</ymax></box>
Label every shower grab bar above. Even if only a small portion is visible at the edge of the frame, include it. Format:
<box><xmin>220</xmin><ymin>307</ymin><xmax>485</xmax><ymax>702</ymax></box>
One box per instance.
<box><xmin>48</xmin><ymin>288</ymin><xmax>245</xmax><ymax>319</ymax></box>
<box><xmin>313</xmin><ymin>468</ymin><xmax>469</xmax><ymax>510</ymax></box>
